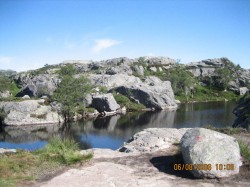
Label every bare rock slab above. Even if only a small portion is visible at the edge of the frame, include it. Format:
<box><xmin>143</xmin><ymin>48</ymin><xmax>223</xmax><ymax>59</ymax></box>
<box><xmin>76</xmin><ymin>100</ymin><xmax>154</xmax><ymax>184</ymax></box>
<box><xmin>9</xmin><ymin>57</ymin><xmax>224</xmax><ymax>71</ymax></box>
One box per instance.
<box><xmin>119</xmin><ymin>128</ymin><xmax>189</xmax><ymax>153</ymax></box>
<box><xmin>180</xmin><ymin>128</ymin><xmax>242</xmax><ymax>178</ymax></box>
<box><xmin>0</xmin><ymin>99</ymin><xmax>63</xmax><ymax>126</ymax></box>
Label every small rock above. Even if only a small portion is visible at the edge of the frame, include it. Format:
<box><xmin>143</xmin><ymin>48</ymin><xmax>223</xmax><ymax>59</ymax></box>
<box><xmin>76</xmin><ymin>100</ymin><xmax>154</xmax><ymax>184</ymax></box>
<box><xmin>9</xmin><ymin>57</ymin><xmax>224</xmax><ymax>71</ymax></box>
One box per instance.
<box><xmin>22</xmin><ymin>95</ymin><xmax>30</xmax><ymax>99</ymax></box>
<box><xmin>0</xmin><ymin>148</ymin><xmax>16</xmax><ymax>154</ymax></box>
<box><xmin>149</xmin><ymin>67</ymin><xmax>157</xmax><ymax>72</ymax></box>
<box><xmin>239</xmin><ymin>87</ymin><xmax>248</xmax><ymax>96</ymax></box>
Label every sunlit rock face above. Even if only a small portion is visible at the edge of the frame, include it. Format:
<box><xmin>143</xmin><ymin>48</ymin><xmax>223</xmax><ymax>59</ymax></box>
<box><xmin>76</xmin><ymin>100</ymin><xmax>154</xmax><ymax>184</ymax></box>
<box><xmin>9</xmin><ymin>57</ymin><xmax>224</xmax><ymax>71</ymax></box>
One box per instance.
<box><xmin>181</xmin><ymin>128</ymin><xmax>242</xmax><ymax>178</ymax></box>
<box><xmin>0</xmin><ymin>99</ymin><xmax>63</xmax><ymax>126</ymax></box>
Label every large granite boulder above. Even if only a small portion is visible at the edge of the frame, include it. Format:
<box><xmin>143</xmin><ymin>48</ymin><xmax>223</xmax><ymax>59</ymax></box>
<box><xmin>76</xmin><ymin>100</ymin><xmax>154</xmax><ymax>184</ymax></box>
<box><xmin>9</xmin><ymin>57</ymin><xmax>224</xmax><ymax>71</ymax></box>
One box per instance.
<box><xmin>180</xmin><ymin>128</ymin><xmax>242</xmax><ymax>178</ymax></box>
<box><xmin>92</xmin><ymin>93</ymin><xmax>120</xmax><ymax>112</ymax></box>
<box><xmin>0</xmin><ymin>99</ymin><xmax>63</xmax><ymax>126</ymax></box>
<box><xmin>119</xmin><ymin>128</ymin><xmax>188</xmax><ymax>153</ymax></box>
<box><xmin>114</xmin><ymin>76</ymin><xmax>177</xmax><ymax>110</ymax></box>
<box><xmin>15</xmin><ymin>73</ymin><xmax>60</xmax><ymax>97</ymax></box>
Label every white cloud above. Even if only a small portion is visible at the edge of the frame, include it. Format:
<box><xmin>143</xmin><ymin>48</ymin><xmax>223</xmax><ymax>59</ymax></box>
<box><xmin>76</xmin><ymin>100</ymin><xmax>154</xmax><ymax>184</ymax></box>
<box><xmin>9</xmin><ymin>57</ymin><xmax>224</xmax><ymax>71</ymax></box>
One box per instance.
<box><xmin>0</xmin><ymin>55</ymin><xmax>14</xmax><ymax>64</ymax></box>
<box><xmin>92</xmin><ymin>39</ymin><xmax>121</xmax><ymax>54</ymax></box>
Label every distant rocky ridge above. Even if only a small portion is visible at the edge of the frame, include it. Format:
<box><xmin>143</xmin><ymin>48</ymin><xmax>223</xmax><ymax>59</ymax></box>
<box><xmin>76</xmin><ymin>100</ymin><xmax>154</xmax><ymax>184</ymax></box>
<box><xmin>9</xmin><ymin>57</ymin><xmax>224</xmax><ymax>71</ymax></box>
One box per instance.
<box><xmin>1</xmin><ymin>56</ymin><xmax>250</xmax><ymax>126</ymax></box>
<box><xmin>12</xmin><ymin>56</ymin><xmax>250</xmax><ymax>98</ymax></box>
<box><xmin>0</xmin><ymin>69</ymin><xmax>16</xmax><ymax>76</ymax></box>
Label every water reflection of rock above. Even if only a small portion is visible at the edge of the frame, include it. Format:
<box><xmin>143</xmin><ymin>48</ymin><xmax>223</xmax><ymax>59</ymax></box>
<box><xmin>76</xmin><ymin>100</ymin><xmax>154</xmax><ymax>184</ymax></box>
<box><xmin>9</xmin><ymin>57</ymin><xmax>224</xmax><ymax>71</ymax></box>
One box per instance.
<box><xmin>69</xmin><ymin>110</ymin><xmax>177</xmax><ymax>141</ymax></box>
<box><xmin>0</xmin><ymin>124</ymin><xmax>61</xmax><ymax>143</ymax></box>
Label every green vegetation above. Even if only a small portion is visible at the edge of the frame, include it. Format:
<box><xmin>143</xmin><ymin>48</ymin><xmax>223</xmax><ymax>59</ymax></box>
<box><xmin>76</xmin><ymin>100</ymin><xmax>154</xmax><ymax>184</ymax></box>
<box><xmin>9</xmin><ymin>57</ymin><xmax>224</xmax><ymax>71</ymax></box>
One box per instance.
<box><xmin>113</xmin><ymin>92</ymin><xmax>146</xmax><ymax>111</ymax></box>
<box><xmin>163</xmin><ymin>66</ymin><xmax>195</xmax><ymax>96</ymax></box>
<box><xmin>36</xmin><ymin>136</ymin><xmax>91</xmax><ymax>164</ymax></box>
<box><xmin>0</xmin><ymin>137</ymin><xmax>92</xmax><ymax>186</ymax></box>
<box><xmin>203</xmin><ymin>125</ymin><xmax>247</xmax><ymax>134</ymax></box>
<box><xmin>213</xmin><ymin>67</ymin><xmax>233</xmax><ymax>91</ymax></box>
<box><xmin>53</xmin><ymin>64</ymin><xmax>92</xmax><ymax>121</ymax></box>
<box><xmin>175</xmin><ymin>84</ymin><xmax>240</xmax><ymax>102</ymax></box>
<box><xmin>238</xmin><ymin>140</ymin><xmax>250</xmax><ymax>163</ymax></box>
<box><xmin>0</xmin><ymin>75</ymin><xmax>20</xmax><ymax>97</ymax></box>
<box><xmin>132</xmin><ymin>57</ymin><xmax>241</xmax><ymax>102</ymax></box>
<box><xmin>99</xmin><ymin>86</ymin><xmax>108</xmax><ymax>93</ymax></box>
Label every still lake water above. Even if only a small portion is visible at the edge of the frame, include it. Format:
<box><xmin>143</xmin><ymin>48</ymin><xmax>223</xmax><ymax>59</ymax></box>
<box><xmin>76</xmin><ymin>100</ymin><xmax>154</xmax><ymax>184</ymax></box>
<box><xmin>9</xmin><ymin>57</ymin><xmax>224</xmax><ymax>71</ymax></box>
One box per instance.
<box><xmin>0</xmin><ymin>101</ymin><xmax>236</xmax><ymax>151</ymax></box>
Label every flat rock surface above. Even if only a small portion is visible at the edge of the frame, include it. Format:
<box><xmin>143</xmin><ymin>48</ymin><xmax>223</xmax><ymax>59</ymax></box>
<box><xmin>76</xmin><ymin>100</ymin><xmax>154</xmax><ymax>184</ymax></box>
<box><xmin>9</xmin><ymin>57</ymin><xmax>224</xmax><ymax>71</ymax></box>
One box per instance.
<box><xmin>118</xmin><ymin>128</ymin><xmax>189</xmax><ymax>153</ymax></box>
<box><xmin>38</xmin><ymin>148</ymin><xmax>250</xmax><ymax>187</ymax></box>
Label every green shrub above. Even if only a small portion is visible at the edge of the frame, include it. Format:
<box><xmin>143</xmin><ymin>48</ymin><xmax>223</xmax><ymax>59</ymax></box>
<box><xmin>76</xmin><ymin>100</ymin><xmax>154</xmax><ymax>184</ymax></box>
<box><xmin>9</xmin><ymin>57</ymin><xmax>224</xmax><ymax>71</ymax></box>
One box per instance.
<box><xmin>238</xmin><ymin>140</ymin><xmax>250</xmax><ymax>163</ymax></box>
<box><xmin>53</xmin><ymin>65</ymin><xmax>92</xmax><ymax>121</ymax></box>
<box><xmin>113</xmin><ymin>93</ymin><xmax>146</xmax><ymax>111</ymax></box>
<box><xmin>36</xmin><ymin>136</ymin><xmax>91</xmax><ymax>165</ymax></box>
<box><xmin>0</xmin><ymin>75</ymin><xmax>20</xmax><ymax>97</ymax></box>
<box><xmin>85</xmin><ymin>107</ymin><xmax>96</xmax><ymax>113</ymax></box>
<box><xmin>0</xmin><ymin>136</ymin><xmax>92</xmax><ymax>185</ymax></box>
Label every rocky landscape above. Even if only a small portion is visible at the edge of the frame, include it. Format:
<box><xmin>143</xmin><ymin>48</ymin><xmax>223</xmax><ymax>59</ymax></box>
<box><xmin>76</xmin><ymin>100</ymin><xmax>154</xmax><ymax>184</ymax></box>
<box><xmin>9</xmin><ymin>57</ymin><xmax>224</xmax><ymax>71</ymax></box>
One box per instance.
<box><xmin>1</xmin><ymin>56</ymin><xmax>250</xmax><ymax>127</ymax></box>
<box><xmin>0</xmin><ymin>56</ymin><xmax>250</xmax><ymax>186</ymax></box>
<box><xmin>38</xmin><ymin>128</ymin><xmax>249</xmax><ymax>187</ymax></box>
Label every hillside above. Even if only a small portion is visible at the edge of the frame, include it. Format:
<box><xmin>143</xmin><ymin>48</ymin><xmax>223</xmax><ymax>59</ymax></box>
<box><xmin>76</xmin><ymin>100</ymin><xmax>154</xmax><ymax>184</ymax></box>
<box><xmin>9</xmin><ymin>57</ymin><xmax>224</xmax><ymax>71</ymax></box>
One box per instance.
<box><xmin>1</xmin><ymin>56</ymin><xmax>249</xmax><ymax>101</ymax></box>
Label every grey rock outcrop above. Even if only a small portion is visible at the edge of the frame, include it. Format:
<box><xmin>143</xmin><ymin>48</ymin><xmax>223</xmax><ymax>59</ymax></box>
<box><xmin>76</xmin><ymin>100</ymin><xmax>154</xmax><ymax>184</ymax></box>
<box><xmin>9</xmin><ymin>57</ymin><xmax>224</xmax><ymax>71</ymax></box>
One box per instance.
<box><xmin>239</xmin><ymin>87</ymin><xmax>249</xmax><ymax>96</ymax></box>
<box><xmin>15</xmin><ymin>73</ymin><xmax>60</xmax><ymax>97</ymax></box>
<box><xmin>186</xmin><ymin>58</ymin><xmax>250</xmax><ymax>93</ymax></box>
<box><xmin>180</xmin><ymin>128</ymin><xmax>242</xmax><ymax>178</ymax></box>
<box><xmin>119</xmin><ymin>128</ymin><xmax>188</xmax><ymax>153</ymax></box>
<box><xmin>92</xmin><ymin>93</ymin><xmax>120</xmax><ymax>112</ymax></box>
<box><xmin>135</xmin><ymin>56</ymin><xmax>176</xmax><ymax>66</ymax></box>
<box><xmin>89</xmin><ymin>73</ymin><xmax>141</xmax><ymax>89</ymax></box>
<box><xmin>114</xmin><ymin>76</ymin><xmax>177</xmax><ymax>110</ymax></box>
<box><xmin>149</xmin><ymin>66</ymin><xmax>157</xmax><ymax>72</ymax></box>
<box><xmin>131</xmin><ymin>65</ymin><xmax>144</xmax><ymax>76</ymax></box>
<box><xmin>186</xmin><ymin>58</ymin><xmax>225</xmax><ymax>77</ymax></box>
<box><xmin>0</xmin><ymin>99</ymin><xmax>63</xmax><ymax>126</ymax></box>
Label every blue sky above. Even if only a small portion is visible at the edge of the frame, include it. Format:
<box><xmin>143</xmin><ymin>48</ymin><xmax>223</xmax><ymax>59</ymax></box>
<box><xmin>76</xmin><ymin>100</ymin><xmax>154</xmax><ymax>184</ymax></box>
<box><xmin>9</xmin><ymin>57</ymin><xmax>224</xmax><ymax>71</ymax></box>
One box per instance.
<box><xmin>0</xmin><ymin>0</ymin><xmax>250</xmax><ymax>72</ymax></box>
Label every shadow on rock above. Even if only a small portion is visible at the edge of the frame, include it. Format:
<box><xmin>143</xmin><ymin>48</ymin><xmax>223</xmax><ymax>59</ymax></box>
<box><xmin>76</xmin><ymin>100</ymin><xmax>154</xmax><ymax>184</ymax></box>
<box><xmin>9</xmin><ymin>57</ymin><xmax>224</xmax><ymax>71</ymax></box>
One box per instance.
<box><xmin>150</xmin><ymin>154</ymin><xmax>195</xmax><ymax>179</ymax></box>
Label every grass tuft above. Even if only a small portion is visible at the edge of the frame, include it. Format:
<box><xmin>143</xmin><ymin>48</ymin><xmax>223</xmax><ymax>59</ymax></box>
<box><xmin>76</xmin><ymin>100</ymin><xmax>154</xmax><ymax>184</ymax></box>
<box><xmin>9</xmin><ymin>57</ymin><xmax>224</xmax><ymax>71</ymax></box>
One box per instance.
<box><xmin>238</xmin><ymin>140</ymin><xmax>250</xmax><ymax>163</ymax></box>
<box><xmin>113</xmin><ymin>93</ymin><xmax>146</xmax><ymax>111</ymax></box>
<box><xmin>0</xmin><ymin>137</ymin><xmax>92</xmax><ymax>185</ymax></box>
<box><xmin>35</xmin><ymin>136</ymin><xmax>88</xmax><ymax>165</ymax></box>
